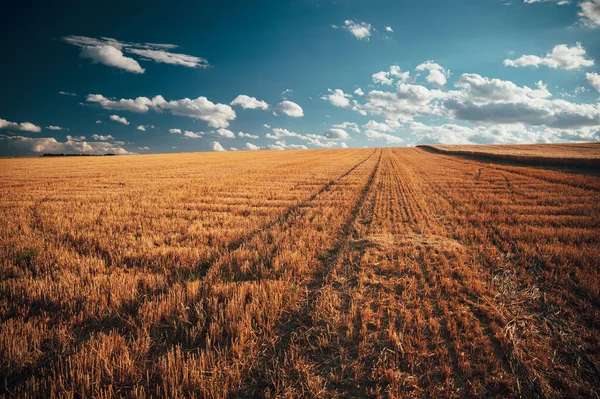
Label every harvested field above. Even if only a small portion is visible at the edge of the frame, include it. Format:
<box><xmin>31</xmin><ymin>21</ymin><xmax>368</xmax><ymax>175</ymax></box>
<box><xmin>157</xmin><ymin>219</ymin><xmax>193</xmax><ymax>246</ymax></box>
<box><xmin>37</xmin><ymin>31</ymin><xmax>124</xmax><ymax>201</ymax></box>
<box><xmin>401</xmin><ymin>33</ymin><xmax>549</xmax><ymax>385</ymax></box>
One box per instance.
<box><xmin>419</xmin><ymin>143</ymin><xmax>600</xmax><ymax>169</ymax></box>
<box><xmin>1</xmin><ymin>147</ymin><xmax>599</xmax><ymax>398</ymax></box>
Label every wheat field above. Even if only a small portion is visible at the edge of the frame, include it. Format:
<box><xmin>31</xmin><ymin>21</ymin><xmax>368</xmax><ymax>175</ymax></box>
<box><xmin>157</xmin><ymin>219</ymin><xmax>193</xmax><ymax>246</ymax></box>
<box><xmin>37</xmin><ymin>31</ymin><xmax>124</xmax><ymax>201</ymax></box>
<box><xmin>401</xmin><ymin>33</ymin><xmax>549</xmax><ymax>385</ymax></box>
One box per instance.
<box><xmin>1</xmin><ymin>147</ymin><xmax>599</xmax><ymax>398</ymax></box>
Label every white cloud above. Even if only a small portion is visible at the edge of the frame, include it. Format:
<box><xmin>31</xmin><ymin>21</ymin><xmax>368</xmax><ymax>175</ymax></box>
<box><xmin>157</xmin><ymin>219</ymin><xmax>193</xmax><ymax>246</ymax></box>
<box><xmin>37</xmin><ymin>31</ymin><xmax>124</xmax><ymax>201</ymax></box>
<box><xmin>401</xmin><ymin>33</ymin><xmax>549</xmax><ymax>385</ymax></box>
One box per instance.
<box><xmin>579</xmin><ymin>0</ymin><xmax>600</xmax><ymax>27</ymax></box>
<box><xmin>245</xmin><ymin>142</ymin><xmax>260</xmax><ymax>150</ymax></box>
<box><xmin>1</xmin><ymin>135</ymin><xmax>131</xmax><ymax>155</ymax></box>
<box><xmin>92</xmin><ymin>134</ymin><xmax>115</xmax><ymax>141</ymax></box>
<box><xmin>524</xmin><ymin>0</ymin><xmax>570</xmax><ymax>4</ymax></box>
<box><xmin>364</xmin><ymin>130</ymin><xmax>404</xmax><ymax>143</ymax></box>
<box><xmin>408</xmin><ymin>121</ymin><xmax>547</xmax><ymax>145</ymax></box>
<box><xmin>136</xmin><ymin>125</ymin><xmax>146</xmax><ymax>131</ymax></box>
<box><xmin>63</xmin><ymin>35</ymin><xmax>208</xmax><ymax>73</ymax></box>
<box><xmin>360</xmin><ymin>84</ymin><xmax>448</xmax><ymax>121</ymax></box>
<box><xmin>587</xmin><ymin>72</ymin><xmax>600</xmax><ymax>91</ymax></box>
<box><xmin>109</xmin><ymin>114</ymin><xmax>129</xmax><ymax>125</ymax></box>
<box><xmin>0</xmin><ymin>118</ymin><xmax>42</xmax><ymax>132</ymax></box>
<box><xmin>341</xmin><ymin>20</ymin><xmax>372</xmax><ymax>40</ymax></box>
<box><xmin>332</xmin><ymin>122</ymin><xmax>360</xmax><ymax>133</ymax></box>
<box><xmin>86</xmin><ymin>94</ymin><xmax>162</xmax><ymax>113</ymax></box>
<box><xmin>267</xmin><ymin>140</ymin><xmax>309</xmax><ymax>150</ymax></box>
<box><xmin>58</xmin><ymin>91</ymin><xmax>77</xmax><ymax>96</ymax></box>
<box><xmin>46</xmin><ymin>125</ymin><xmax>63</xmax><ymax>131</ymax></box>
<box><xmin>138</xmin><ymin>146</ymin><xmax>150</xmax><ymax>151</ymax></box>
<box><xmin>263</xmin><ymin>124</ymin><xmax>271</xmax><ymax>128</ymax></box>
<box><xmin>211</xmin><ymin>141</ymin><xmax>226</xmax><ymax>152</ymax></box>
<box><xmin>215</xmin><ymin>128</ymin><xmax>235</xmax><ymax>138</ymax></box>
<box><xmin>323</xmin><ymin>65</ymin><xmax>600</xmax><ymax>134</ymax></box>
<box><xmin>238</xmin><ymin>131</ymin><xmax>259</xmax><ymax>139</ymax></box>
<box><xmin>445</xmin><ymin>74</ymin><xmax>600</xmax><ymax>129</ymax></box>
<box><xmin>266</xmin><ymin>128</ymin><xmax>300</xmax><ymax>139</ymax></box>
<box><xmin>385</xmin><ymin>26</ymin><xmax>393</xmax><ymax>32</ymax></box>
<box><xmin>372</xmin><ymin>66</ymin><xmax>411</xmax><ymax>86</ymax></box>
<box><xmin>126</xmin><ymin>48</ymin><xmax>209</xmax><ymax>68</ymax></box>
<box><xmin>364</xmin><ymin>120</ymin><xmax>395</xmax><ymax>132</ymax></box>
<box><xmin>169</xmin><ymin>128</ymin><xmax>182</xmax><ymax>134</ymax></box>
<box><xmin>183</xmin><ymin>131</ymin><xmax>203</xmax><ymax>138</ymax></box>
<box><xmin>80</xmin><ymin>45</ymin><xmax>145</xmax><ymax>74</ymax></box>
<box><xmin>276</xmin><ymin>101</ymin><xmax>304</xmax><ymax>117</ymax></box>
<box><xmin>151</xmin><ymin>97</ymin><xmax>236</xmax><ymax>128</ymax></box>
<box><xmin>324</xmin><ymin>128</ymin><xmax>349</xmax><ymax>140</ymax></box>
<box><xmin>416</xmin><ymin>61</ymin><xmax>450</xmax><ymax>87</ymax></box>
<box><xmin>340</xmin><ymin>142</ymin><xmax>348</xmax><ymax>148</ymax></box>
<box><xmin>87</xmin><ymin>94</ymin><xmax>236</xmax><ymax>128</ymax></box>
<box><xmin>95</xmin><ymin>120</ymin><xmax>103</xmax><ymax>124</ymax></box>
<box><xmin>504</xmin><ymin>43</ymin><xmax>594</xmax><ymax>70</ymax></box>
<box><xmin>321</xmin><ymin>89</ymin><xmax>353</xmax><ymax>108</ymax></box>
<box><xmin>231</xmin><ymin>95</ymin><xmax>269</xmax><ymax>110</ymax></box>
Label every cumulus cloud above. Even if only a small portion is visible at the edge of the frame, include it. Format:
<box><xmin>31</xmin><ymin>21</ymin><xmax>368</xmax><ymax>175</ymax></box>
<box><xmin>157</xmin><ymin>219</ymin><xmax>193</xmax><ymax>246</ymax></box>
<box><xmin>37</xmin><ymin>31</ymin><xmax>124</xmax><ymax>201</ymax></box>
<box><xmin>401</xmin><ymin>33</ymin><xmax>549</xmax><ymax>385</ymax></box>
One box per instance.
<box><xmin>267</xmin><ymin>140</ymin><xmax>309</xmax><ymax>150</ymax></box>
<box><xmin>245</xmin><ymin>142</ymin><xmax>260</xmax><ymax>150</ymax></box>
<box><xmin>579</xmin><ymin>0</ymin><xmax>600</xmax><ymax>27</ymax></box>
<box><xmin>340</xmin><ymin>20</ymin><xmax>372</xmax><ymax>40</ymax></box>
<box><xmin>137</xmin><ymin>125</ymin><xmax>146</xmax><ymax>131</ymax></box>
<box><xmin>385</xmin><ymin>26</ymin><xmax>393</xmax><ymax>32</ymax></box>
<box><xmin>587</xmin><ymin>72</ymin><xmax>600</xmax><ymax>91</ymax></box>
<box><xmin>211</xmin><ymin>141</ymin><xmax>226</xmax><ymax>152</ymax></box>
<box><xmin>0</xmin><ymin>118</ymin><xmax>42</xmax><ymax>132</ymax></box>
<box><xmin>238</xmin><ymin>131</ymin><xmax>259</xmax><ymax>139</ymax></box>
<box><xmin>364</xmin><ymin>130</ymin><xmax>404</xmax><ymax>144</ymax></box>
<box><xmin>126</xmin><ymin>48</ymin><xmax>209</xmax><ymax>68</ymax></box>
<box><xmin>332</xmin><ymin>122</ymin><xmax>360</xmax><ymax>133</ymax></box>
<box><xmin>504</xmin><ymin>43</ymin><xmax>594</xmax><ymax>69</ymax></box>
<box><xmin>276</xmin><ymin>100</ymin><xmax>304</xmax><ymax>117</ymax></box>
<box><xmin>46</xmin><ymin>125</ymin><xmax>63</xmax><ymax>131</ymax></box>
<box><xmin>362</xmin><ymin>120</ymin><xmax>404</xmax><ymax>143</ymax></box>
<box><xmin>63</xmin><ymin>35</ymin><xmax>209</xmax><ymax>73</ymax></box>
<box><xmin>230</xmin><ymin>95</ymin><xmax>269</xmax><ymax>110</ymax></box>
<box><xmin>183</xmin><ymin>131</ymin><xmax>203</xmax><ymax>138</ymax></box>
<box><xmin>324</xmin><ymin>128</ymin><xmax>349</xmax><ymax>140</ymax></box>
<box><xmin>58</xmin><ymin>91</ymin><xmax>77</xmax><ymax>96</ymax></box>
<box><xmin>96</xmin><ymin>120</ymin><xmax>103</xmax><ymax>124</ymax></box>
<box><xmin>524</xmin><ymin>0</ymin><xmax>570</xmax><ymax>4</ymax></box>
<box><xmin>87</xmin><ymin>93</ymin><xmax>236</xmax><ymax>128</ymax></box>
<box><xmin>445</xmin><ymin>74</ymin><xmax>600</xmax><ymax>129</ymax></box>
<box><xmin>109</xmin><ymin>114</ymin><xmax>129</xmax><ymax>125</ymax></box>
<box><xmin>80</xmin><ymin>45</ymin><xmax>145</xmax><ymax>74</ymax></box>
<box><xmin>215</xmin><ymin>128</ymin><xmax>235</xmax><ymax>138</ymax></box>
<box><xmin>92</xmin><ymin>134</ymin><xmax>115</xmax><ymax>141</ymax></box>
<box><xmin>323</xmin><ymin>62</ymin><xmax>600</xmax><ymax>137</ymax></box>
<box><xmin>321</xmin><ymin>89</ymin><xmax>354</xmax><ymax>108</ymax></box>
<box><xmin>1</xmin><ymin>135</ymin><xmax>131</xmax><ymax>155</ymax></box>
<box><xmin>416</xmin><ymin>61</ymin><xmax>450</xmax><ymax>87</ymax></box>
<box><xmin>169</xmin><ymin>128</ymin><xmax>182</xmax><ymax>134</ymax></box>
<box><xmin>372</xmin><ymin>66</ymin><xmax>410</xmax><ymax>86</ymax></box>
<box><xmin>409</xmin><ymin>121</ymin><xmax>546</xmax><ymax>145</ymax></box>
<box><xmin>264</xmin><ymin>127</ymin><xmax>344</xmax><ymax>149</ymax></box>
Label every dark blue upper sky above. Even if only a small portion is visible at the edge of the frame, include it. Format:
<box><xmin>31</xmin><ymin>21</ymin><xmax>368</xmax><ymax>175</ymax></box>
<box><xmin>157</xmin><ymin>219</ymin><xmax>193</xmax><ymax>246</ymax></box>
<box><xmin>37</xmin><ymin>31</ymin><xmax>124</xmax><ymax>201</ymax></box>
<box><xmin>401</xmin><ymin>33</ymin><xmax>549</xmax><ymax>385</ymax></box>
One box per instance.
<box><xmin>1</xmin><ymin>0</ymin><xmax>599</xmax><ymax>156</ymax></box>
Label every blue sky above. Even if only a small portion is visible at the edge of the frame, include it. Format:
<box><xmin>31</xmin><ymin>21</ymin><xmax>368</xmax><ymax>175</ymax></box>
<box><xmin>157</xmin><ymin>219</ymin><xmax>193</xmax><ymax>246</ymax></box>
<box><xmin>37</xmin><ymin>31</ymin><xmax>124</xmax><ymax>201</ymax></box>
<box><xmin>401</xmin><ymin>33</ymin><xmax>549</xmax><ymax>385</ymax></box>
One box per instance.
<box><xmin>0</xmin><ymin>0</ymin><xmax>599</xmax><ymax>156</ymax></box>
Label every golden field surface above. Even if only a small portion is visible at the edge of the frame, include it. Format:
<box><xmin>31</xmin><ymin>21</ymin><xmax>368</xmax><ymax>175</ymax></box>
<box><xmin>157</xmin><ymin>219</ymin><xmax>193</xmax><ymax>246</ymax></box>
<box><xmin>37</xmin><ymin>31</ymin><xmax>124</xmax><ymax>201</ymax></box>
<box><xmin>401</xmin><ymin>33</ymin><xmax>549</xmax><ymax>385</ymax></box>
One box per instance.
<box><xmin>1</xmin><ymin>147</ymin><xmax>599</xmax><ymax>398</ymax></box>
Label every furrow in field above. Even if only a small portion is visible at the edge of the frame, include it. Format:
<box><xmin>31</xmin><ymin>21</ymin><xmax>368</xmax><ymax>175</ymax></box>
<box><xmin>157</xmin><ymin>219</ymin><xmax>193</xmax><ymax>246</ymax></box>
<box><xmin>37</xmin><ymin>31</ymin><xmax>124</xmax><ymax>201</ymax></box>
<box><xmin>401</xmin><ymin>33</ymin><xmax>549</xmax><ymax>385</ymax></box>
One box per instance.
<box><xmin>236</xmin><ymin>149</ymin><xmax>384</xmax><ymax>397</ymax></box>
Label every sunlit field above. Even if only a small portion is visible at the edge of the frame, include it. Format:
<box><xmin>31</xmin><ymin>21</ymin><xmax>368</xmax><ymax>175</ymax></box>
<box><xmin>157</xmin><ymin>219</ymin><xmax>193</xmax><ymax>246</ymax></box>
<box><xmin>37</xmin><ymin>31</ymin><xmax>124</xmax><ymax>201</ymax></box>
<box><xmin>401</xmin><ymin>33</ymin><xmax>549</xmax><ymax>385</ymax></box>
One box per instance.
<box><xmin>1</xmin><ymin>146</ymin><xmax>599</xmax><ymax>398</ymax></box>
